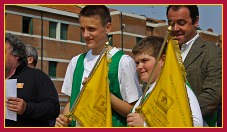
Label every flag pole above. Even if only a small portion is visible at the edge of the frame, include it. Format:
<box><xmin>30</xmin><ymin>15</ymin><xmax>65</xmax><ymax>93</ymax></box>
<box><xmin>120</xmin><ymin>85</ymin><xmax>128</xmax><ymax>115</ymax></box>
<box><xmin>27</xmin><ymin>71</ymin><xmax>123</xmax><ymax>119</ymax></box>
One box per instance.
<box><xmin>65</xmin><ymin>37</ymin><xmax>111</xmax><ymax>120</ymax></box>
<box><xmin>137</xmin><ymin>23</ymin><xmax>173</xmax><ymax>107</ymax></box>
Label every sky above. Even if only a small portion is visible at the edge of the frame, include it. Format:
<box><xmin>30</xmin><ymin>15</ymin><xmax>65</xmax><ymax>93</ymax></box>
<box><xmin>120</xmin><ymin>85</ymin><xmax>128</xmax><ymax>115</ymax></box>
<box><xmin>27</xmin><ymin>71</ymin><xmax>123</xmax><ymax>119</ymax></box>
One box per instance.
<box><xmin>108</xmin><ymin>5</ymin><xmax>222</xmax><ymax>35</ymax></box>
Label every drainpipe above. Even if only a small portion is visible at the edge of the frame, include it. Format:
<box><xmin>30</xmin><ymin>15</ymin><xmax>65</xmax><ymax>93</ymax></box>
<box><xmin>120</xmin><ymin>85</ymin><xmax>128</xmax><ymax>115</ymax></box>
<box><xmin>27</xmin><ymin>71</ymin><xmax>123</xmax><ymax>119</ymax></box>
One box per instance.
<box><xmin>41</xmin><ymin>11</ymin><xmax>43</xmax><ymax>71</ymax></box>
<box><xmin>121</xmin><ymin>12</ymin><xmax>124</xmax><ymax>51</ymax></box>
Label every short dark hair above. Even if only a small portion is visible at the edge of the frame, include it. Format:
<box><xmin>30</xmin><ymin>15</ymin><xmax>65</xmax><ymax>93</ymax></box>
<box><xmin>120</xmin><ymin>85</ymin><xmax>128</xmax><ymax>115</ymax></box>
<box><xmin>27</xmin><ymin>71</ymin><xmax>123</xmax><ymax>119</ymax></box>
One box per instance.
<box><xmin>5</xmin><ymin>33</ymin><xmax>27</xmax><ymax>65</ymax></box>
<box><xmin>166</xmin><ymin>5</ymin><xmax>199</xmax><ymax>24</ymax></box>
<box><xmin>26</xmin><ymin>44</ymin><xmax>38</xmax><ymax>67</ymax></box>
<box><xmin>132</xmin><ymin>36</ymin><xmax>166</xmax><ymax>58</ymax></box>
<box><xmin>79</xmin><ymin>5</ymin><xmax>111</xmax><ymax>26</ymax></box>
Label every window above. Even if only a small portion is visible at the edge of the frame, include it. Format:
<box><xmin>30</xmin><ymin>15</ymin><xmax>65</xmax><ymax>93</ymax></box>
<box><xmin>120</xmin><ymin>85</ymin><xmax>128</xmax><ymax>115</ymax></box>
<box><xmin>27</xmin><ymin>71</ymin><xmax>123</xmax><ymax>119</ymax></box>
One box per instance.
<box><xmin>49</xmin><ymin>61</ymin><xmax>57</xmax><ymax>78</ymax></box>
<box><xmin>22</xmin><ymin>16</ymin><xmax>33</xmax><ymax>34</ymax></box>
<box><xmin>49</xmin><ymin>21</ymin><xmax>57</xmax><ymax>38</ymax></box>
<box><xmin>136</xmin><ymin>37</ymin><xmax>142</xmax><ymax>43</ymax></box>
<box><xmin>108</xmin><ymin>35</ymin><xmax>113</xmax><ymax>46</ymax></box>
<box><xmin>60</xmin><ymin>23</ymin><xmax>68</xmax><ymax>40</ymax></box>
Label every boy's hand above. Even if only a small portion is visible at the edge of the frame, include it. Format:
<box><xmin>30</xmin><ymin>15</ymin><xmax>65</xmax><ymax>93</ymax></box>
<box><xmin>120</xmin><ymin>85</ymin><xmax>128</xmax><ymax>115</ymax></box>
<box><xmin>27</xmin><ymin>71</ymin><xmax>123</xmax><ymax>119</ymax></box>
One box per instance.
<box><xmin>127</xmin><ymin>113</ymin><xmax>144</xmax><ymax>127</ymax></box>
<box><xmin>55</xmin><ymin>114</ymin><xmax>72</xmax><ymax>127</ymax></box>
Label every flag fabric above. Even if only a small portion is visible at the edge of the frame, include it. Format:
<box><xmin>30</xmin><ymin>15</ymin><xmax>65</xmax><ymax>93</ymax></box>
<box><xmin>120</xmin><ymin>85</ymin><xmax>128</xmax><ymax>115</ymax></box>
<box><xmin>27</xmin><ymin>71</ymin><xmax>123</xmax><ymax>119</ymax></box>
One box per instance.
<box><xmin>139</xmin><ymin>38</ymin><xmax>193</xmax><ymax>127</ymax></box>
<box><xmin>72</xmin><ymin>52</ymin><xmax>112</xmax><ymax>127</ymax></box>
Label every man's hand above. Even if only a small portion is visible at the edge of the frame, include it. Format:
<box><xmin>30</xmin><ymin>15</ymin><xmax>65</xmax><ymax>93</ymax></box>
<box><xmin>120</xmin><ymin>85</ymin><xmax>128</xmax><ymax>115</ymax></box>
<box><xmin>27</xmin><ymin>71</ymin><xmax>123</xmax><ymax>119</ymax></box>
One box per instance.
<box><xmin>6</xmin><ymin>97</ymin><xmax>26</xmax><ymax>115</ymax></box>
<box><xmin>55</xmin><ymin>114</ymin><xmax>72</xmax><ymax>127</ymax></box>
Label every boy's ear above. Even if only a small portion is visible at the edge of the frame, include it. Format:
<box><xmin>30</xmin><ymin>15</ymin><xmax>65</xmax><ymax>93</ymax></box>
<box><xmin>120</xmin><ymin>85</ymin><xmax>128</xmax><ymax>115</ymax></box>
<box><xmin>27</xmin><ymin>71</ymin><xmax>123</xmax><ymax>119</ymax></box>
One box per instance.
<box><xmin>160</xmin><ymin>55</ymin><xmax>166</xmax><ymax>67</ymax></box>
<box><xmin>106</xmin><ymin>22</ymin><xmax>111</xmax><ymax>33</ymax></box>
<box><xmin>161</xmin><ymin>55</ymin><xmax>166</xmax><ymax>61</ymax></box>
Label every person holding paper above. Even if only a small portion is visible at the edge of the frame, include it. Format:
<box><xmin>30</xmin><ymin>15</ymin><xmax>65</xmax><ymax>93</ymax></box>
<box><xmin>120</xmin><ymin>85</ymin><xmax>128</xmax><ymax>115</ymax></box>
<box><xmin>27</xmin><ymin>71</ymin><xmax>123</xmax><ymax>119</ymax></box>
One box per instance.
<box><xmin>5</xmin><ymin>33</ymin><xmax>60</xmax><ymax>127</ymax></box>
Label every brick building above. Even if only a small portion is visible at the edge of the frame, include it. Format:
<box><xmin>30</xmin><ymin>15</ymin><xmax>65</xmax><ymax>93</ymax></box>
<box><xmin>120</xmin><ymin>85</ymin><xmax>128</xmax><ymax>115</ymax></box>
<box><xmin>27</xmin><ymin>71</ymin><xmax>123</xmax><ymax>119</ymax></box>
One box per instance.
<box><xmin>5</xmin><ymin>5</ymin><xmax>221</xmax><ymax>113</ymax></box>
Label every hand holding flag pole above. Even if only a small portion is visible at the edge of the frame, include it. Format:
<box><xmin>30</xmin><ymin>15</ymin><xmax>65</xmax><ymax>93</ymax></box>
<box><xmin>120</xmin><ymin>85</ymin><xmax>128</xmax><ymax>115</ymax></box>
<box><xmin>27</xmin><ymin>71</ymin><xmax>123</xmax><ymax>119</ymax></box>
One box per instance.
<box><xmin>135</xmin><ymin>21</ymin><xmax>193</xmax><ymax>127</ymax></box>
<box><xmin>137</xmin><ymin>22</ymin><xmax>173</xmax><ymax>108</ymax></box>
<box><xmin>65</xmin><ymin>37</ymin><xmax>112</xmax><ymax>122</ymax></box>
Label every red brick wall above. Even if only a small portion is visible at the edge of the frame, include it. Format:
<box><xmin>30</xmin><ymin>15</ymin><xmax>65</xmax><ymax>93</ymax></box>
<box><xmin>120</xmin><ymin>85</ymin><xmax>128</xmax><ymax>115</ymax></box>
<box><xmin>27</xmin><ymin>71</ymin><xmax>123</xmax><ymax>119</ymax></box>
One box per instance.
<box><xmin>6</xmin><ymin>14</ymin><xmax>22</xmax><ymax>32</ymax></box>
<box><xmin>122</xmin><ymin>15</ymin><xmax>146</xmax><ymax>35</ymax></box>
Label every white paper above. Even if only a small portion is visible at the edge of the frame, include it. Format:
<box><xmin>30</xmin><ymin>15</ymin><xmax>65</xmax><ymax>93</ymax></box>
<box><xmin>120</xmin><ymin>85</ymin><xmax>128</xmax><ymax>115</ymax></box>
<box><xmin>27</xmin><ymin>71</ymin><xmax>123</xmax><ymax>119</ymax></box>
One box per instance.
<box><xmin>5</xmin><ymin>79</ymin><xmax>17</xmax><ymax>121</ymax></box>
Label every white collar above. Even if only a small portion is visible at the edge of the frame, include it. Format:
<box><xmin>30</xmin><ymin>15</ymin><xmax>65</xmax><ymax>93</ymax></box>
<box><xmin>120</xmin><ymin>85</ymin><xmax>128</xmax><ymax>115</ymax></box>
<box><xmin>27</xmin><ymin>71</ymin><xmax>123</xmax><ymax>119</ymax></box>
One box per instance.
<box><xmin>181</xmin><ymin>34</ymin><xmax>199</xmax><ymax>61</ymax></box>
<box><xmin>181</xmin><ymin>34</ymin><xmax>199</xmax><ymax>52</ymax></box>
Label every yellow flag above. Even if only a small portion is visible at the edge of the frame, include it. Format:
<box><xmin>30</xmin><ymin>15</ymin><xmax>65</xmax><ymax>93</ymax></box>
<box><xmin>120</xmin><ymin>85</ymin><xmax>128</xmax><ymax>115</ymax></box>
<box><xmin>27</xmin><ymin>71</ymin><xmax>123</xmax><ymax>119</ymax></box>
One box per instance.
<box><xmin>73</xmin><ymin>52</ymin><xmax>112</xmax><ymax>127</ymax></box>
<box><xmin>140</xmin><ymin>38</ymin><xmax>193</xmax><ymax>127</ymax></box>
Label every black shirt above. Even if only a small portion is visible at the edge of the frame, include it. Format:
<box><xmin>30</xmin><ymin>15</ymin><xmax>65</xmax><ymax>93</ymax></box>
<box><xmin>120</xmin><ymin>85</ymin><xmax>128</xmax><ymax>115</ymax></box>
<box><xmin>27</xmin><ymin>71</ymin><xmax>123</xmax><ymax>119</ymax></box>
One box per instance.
<box><xmin>5</xmin><ymin>62</ymin><xmax>60</xmax><ymax>127</ymax></box>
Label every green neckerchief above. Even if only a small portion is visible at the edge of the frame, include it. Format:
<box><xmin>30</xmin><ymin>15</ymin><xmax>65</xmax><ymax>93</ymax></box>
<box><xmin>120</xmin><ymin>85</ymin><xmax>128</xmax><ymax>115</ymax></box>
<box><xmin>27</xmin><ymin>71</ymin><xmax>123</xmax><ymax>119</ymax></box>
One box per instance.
<box><xmin>204</xmin><ymin>111</ymin><xmax>217</xmax><ymax>127</ymax></box>
<box><xmin>69</xmin><ymin>50</ymin><xmax>126</xmax><ymax>127</ymax></box>
<box><xmin>108</xmin><ymin>50</ymin><xmax>126</xmax><ymax>127</ymax></box>
<box><xmin>69</xmin><ymin>53</ymin><xmax>87</xmax><ymax>126</ymax></box>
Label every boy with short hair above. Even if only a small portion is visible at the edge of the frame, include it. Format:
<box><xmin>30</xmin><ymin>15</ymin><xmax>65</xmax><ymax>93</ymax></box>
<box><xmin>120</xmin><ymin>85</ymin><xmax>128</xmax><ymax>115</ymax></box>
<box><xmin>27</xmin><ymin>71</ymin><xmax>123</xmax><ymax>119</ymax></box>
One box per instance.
<box><xmin>55</xmin><ymin>5</ymin><xmax>142</xmax><ymax>127</ymax></box>
<box><xmin>126</xmin><ymin>36</ymin><xmax>203</xmax><ymax>127</ymax></box>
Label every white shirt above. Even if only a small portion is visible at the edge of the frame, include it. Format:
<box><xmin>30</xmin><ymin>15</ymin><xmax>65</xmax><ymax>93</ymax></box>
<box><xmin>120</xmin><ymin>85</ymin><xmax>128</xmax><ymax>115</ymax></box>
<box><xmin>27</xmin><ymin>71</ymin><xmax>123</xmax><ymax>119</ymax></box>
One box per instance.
<box><xmin>62</xmin><ymin>47</ymin><xmax>142</xmax><ymax>103</ymax></box>
<box><xmin>131</xmin><ymin>82</ymin><xmax>203</xmax><ymax>127</ymax></box>
<box><xmin>181</xmin><ymin>34</ymin><xmax>199</xmax><ymax>61</ymax></box>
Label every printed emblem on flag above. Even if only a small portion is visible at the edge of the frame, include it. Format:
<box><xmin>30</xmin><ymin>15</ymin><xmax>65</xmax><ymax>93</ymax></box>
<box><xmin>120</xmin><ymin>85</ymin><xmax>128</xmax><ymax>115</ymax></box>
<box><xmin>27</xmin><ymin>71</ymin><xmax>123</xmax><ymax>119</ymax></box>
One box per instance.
<box><xmin>156</xmin><ymin>89</ymin><xmax>173</xmax><ymax>114</ymax></box>
<box><xmin>94</xmin><ymin>95</ymin><xmax>107</xmax><ymax>113</ymax></box>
